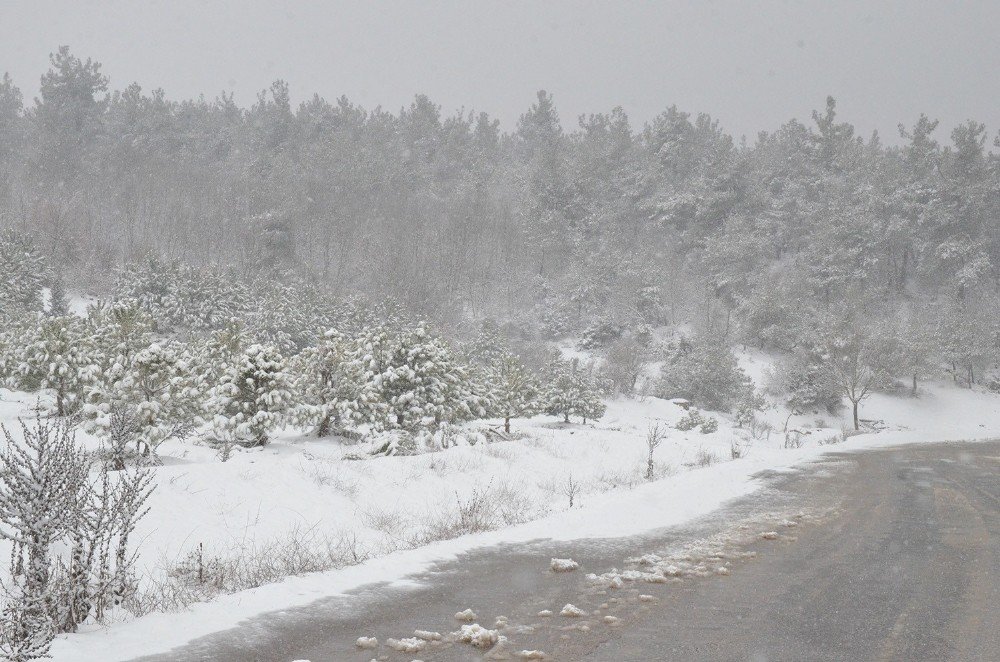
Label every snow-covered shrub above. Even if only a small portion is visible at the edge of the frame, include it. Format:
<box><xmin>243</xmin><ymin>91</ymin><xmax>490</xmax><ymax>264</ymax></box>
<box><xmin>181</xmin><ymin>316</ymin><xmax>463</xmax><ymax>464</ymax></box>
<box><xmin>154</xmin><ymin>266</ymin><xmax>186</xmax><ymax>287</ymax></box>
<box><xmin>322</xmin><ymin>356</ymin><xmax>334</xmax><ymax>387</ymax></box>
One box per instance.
<box><xmin>244</xmin><ymin>274</ymin><xmax>338</xmax><ymax>354</ymax></box>
<box><xmin>699</xmin><ymin>417</ymin><xmax>718</xmax><ymax>434</ymax></box>
<box><xmin>418</xmin><ymin>480</ymin><xmax>533</xmax><ymax>542</ymax></box>
<box><xmin>462</xmin><ymin>319</ymin><xmax>511</xmax><ymax>368</ymax></box>
<box><xmin>369</xmin><ymin>429</ymin><xmax>421</xmax><ymax>457</ymax></box>
<box><xmin>578</xmin><ymin>318</ymin><xmax>624</xmax><ymax>350</ymax></box>
<box><xmin>674</xmin><ymin>409</ymin><xmax>706</xmax><ymax>431</ymax></box>
<box><xmin>773</xmin><ymin>355</ymin><xmax>843</xmax><ymax>415</ymax></box>
<box><xmin>86</xmin><ymin>299</ymin><xmax>154</xmax><ymax>369</ymax></box>
<box><xmin>658</xmin><ymin>335</ymin><xmax>750</xmax><ymax>411</ymax></box>
<box><xmin>46</xmin><ymin>277</ymin><xmax>70</xmax><ymax>317</ymax></box>
<box><xmin>206</xmin><ymin>343</ymin><xmax>294</xmax><ymax>447</ymax></box>
<box><xmin>538</xmin><ymin>304</ymin><xmax>574</xmax><ymax>339</ymax></box>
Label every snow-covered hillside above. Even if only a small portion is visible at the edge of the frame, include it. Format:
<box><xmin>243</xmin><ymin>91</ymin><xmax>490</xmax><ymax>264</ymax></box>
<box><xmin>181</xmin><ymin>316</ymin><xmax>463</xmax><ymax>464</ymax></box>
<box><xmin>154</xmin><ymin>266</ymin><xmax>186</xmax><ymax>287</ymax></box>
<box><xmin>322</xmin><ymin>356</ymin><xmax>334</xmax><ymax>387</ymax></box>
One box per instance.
<box><xmin>20</xmin><ymin>373</ymin><xmax>1000</xmax><ymax>661</ymax></box>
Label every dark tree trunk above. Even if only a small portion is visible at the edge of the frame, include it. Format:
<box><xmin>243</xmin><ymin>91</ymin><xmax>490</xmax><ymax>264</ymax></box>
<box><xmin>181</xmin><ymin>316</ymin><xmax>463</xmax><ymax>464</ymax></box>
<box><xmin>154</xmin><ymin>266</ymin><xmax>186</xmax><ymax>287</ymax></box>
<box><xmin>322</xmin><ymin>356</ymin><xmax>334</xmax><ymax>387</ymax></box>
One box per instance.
<box><xmin>852</xmin><ymin>400</ymin><xmax>859</xmax><ymax>431</ymax></box>
<box><xmin>504</xmin><ymin>417</ymin><xmax>510</xmax><ymax>434</ymax></box>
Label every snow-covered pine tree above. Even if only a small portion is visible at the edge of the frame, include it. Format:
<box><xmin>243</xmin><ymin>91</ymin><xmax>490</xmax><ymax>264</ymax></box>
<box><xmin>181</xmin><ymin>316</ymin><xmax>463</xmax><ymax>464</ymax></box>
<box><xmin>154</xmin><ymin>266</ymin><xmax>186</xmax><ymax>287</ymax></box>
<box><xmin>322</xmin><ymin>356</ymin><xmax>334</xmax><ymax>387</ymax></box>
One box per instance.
<box><xmin>543</xmin><ymin>358</ymin><xmax>576</xmax><ymax>424</ymax></box>
<box><xmin>207</xmin><ymin>343</ymin><xmax>293</xmax><ymax>447</ymax></box>
<box><xmin>46</xmin><ymin>276</ymin><xmax>70</xmax><ymax>317</ymax></box>
<box><xmin>543</xmin><ymin>357</ymin><xmax>606</xmax><ymax>424</ymax></box>
<box><xmin>487</xmin><ymin>352</ymin><xmax>540</xmax><ymax>433</ymax></box>
<box><xmin>86</xmin><ymin>299</ymin><xmax>154</xmax><ymax>384</ymax></box>
<box><xmin>84</xmin><ymin>340</ymin><xmax>200</xmax><ymax>461</ymax></box>
<box><xmin>463</xmin><ymin>319</ymin><xmax>510</xmax><ymax>367</ymax></box>
<box><xmin>658</xmin><ymin>335</ymin><xmax>750</xmax><ymax>411</ymax></box>
<box><xmin>288</xmin><ymin>330</ymin><xmax>363</xmax><ymax>437</ymax></box>
<box><xmin>355</xmin><ymin>323</ymin><xmax>484</xmax><ymax>431</ymax></box>
<box><xmin>0</xmin><ymin>229</ymin><xmax>49</xmax><ymax>321</ymax></box>
<box><xmin>114</xmin><ymin>256</ymin><xmax>246</xmax><ymax>333</ymax></box>
<box><xmin>574</xmin><ymin>370</ymin><xmax>607</xmax><ymax>424</ymax></box>
<box><xmin>17</xmin><ymin>316</ymin><xmax>101</xmax><ymax>416</ymax></box>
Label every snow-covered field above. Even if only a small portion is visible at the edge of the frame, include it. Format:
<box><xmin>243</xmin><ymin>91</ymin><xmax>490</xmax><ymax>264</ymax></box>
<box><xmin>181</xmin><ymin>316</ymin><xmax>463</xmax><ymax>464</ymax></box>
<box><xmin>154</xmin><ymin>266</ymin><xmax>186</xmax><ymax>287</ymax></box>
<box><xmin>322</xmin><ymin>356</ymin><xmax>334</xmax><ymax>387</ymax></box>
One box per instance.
<box><xmin>0</xmin><ymin>370</ymin><xmax>993</xmax><ymax>661</ymax></box>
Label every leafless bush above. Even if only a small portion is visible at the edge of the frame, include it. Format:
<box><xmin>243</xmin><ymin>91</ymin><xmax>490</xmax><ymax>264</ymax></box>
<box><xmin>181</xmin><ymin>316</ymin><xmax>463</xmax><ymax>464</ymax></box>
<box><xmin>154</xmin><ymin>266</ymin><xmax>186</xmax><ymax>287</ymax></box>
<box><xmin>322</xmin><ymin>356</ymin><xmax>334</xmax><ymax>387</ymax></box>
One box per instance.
<box><xmin>361</xmin><ymin>505</ymin><xmax>407</xmax><ymax>537</ymax></box>
<box><xmin>730</xmin><ymin>436</ymin><xmax>753</xmax><ymax>459</ymax></box>
<box><xmin>0</xmin><ymin>416</ymin><xmax>153</xmax><ymax>651</ymax></box>
<box><xmin>602</xmin><ymin>337</ymin><xmax>649</xmax><ymax>395</ymax></box>
<box><xmin>594</xmin><ymin>468</ymin><xmax>643</xmax><ymax>492</ymax></box>
<box><xmin>416</xmin><ymin>480</ymin><xmax>533</xmax><ymax>544</ymax></box>
<box><xmin>749</xmin><ymin>418</ymin><xmax>773</xmax><ymax>442</ymax></box>
<box><xmin>563</xmin><ymin>473</ymin><xmax>580</xmax><ymax>508</ymax></box>
<box><xmin>816</xmin><ymin>433</ymin><xmax>843</xmax><ymax>446</ymax></box>
<box><xmin>645</xmin><ymin>423</ymin><xmax>667</xmax><ymax>480</ymax></box>
<box><xmin>784</xmin><ymin>430</ymin><xmax>805</xmax><ymax>449</ymax></box>
<box><xmin>691</xmin><ymin>447</ymin><xmax>717</xmax><ymax>467</ymax></box>
<box><xmin>298</xmin><ymin>456</ymin><xmax>359</xmax><ymax>497</ymax></box>
<box><xmin>477</xmin><ymin>441</ymin><xmax>520</xmax><ymax>461</ymax></box>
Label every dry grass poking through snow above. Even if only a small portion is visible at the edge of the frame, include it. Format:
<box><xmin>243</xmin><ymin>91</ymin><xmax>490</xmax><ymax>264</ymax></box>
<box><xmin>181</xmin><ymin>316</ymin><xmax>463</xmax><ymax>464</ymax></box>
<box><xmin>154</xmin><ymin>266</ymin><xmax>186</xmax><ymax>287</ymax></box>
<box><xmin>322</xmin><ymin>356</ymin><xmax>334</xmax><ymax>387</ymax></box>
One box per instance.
<box><xmin>413</xmin><ymin>479</ymin><xmax>538</xmax><ymax>544</ymax></box>
<box><xmin>128</xmin><ymin>526</ymin><xmax>375</xmax><ymax>615</ymax></box>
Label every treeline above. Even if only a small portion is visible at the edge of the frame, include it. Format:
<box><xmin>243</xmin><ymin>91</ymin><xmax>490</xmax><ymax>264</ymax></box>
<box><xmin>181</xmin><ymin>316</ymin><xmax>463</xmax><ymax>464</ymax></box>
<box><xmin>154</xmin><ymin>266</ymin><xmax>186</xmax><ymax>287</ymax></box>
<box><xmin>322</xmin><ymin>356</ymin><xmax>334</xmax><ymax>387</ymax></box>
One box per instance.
<box><xmin>3</xmin><ymin>48</ymin><xmax>999</xmax><ymax>337</ymax></box>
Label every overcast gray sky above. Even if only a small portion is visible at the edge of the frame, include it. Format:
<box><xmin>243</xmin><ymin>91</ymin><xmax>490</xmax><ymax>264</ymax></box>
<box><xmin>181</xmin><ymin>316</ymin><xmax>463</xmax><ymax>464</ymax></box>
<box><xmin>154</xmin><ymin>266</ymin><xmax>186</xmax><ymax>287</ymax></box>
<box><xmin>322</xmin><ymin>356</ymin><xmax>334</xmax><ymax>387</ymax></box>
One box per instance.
<box><xmin>2</xmin><ymin>0</ymin><xmax>998</xmax><ymax>143</ymax></box>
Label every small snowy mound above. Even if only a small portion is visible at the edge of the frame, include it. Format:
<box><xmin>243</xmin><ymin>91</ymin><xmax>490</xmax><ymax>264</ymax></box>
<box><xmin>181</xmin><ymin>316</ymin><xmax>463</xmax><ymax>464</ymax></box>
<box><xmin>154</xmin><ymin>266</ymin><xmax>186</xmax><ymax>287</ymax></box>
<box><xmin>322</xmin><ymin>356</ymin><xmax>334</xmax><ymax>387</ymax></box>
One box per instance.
<box><xmin>453</xmin><ymin>623</ymin><xmax>503</xmax><ymax>649</ymax></box>
<box><xmin>413</xmin><ymin>630</ymin><xmax>442</xmax><ymax>641</ymax></box>
<box><xmin>550</xmin><ymin>557</ymin><xmax>579</xmax><ymax>572</ymax></box>
<box><xmin>560</xmin><ymin>604</ymin><xmax>586</xmax><ymax>617</ymax></box>
<box><xmin>355</xmin><ymin>636</ymin><xmax>378</xmax><ymax>649</ymax></box>
<box><xmin>386</xmin><ymin>637</ymin><xmax>426</xmax><ymax>653</ymax></box>
<box><xmin>516</xmin><ymin>651</ymin><xmax>547</xmax><ymax>660</ymax></box>
<box><xmin>603</xmin><ymin>615</ymin><xmax>621</xmax><ymax>625</ymax></box>
<box><xmin>760</xmin><ymin>531</ymin><xmax>779</xmax><ymax>540</ymax></box>
<box><xmin>586</xmin><ymin>571</ymin><xmax>625</xmax><ymax>589</ymax></box>
<box><xmin>454</xmin><ymin>608</ymin><xmax>478</xmax><ymax>622</ymax></box>
<box><xmin>537</xmin><ymin>609</ymin><xmax>553</xmax><ymax>617</ymax></box>
<box><xmin>638</xmin><ymin>594</ymin><xmax>657</xmax><ymax>602</ymax></box>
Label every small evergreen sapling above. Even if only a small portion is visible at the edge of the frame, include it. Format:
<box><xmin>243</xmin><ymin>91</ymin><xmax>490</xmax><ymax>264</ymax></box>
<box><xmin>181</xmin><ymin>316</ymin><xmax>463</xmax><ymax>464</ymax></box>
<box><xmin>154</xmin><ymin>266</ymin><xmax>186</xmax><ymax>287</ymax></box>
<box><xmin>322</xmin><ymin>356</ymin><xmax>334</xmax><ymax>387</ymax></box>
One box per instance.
<box><xmin>207</xmin><ymin>343</ymin><xmax>293</xmax><ymax>447</ymax></box>
<box><xmin>543</xmin><ymin>358</ymin><xmax>606</xmax><ymax>424</ymax></box>
<box><xmin>288</xmin><ymin>330</ymin><xmax>363</xmax><ymax>437</ymax></box>
<box><xmin>486</xmin><ymin>353</ymin><xmax>540</xmax><ymax>433</ymax></box>
<box><xmin>354</xmin><ymin>324</ymin><xmax>485</xmax><ymax>431</ymax></box>
<box><xmin>17</xmin><ymin>315</ymin><xmax>101</xmax><ymax>416</ymax></box>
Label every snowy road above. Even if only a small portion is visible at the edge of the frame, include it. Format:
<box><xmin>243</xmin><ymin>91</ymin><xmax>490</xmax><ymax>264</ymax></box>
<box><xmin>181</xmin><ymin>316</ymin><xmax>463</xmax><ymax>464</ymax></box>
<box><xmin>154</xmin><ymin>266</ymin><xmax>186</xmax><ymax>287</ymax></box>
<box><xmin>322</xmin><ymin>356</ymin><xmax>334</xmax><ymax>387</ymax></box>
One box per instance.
<box><xmin>131</xmin><ymin>441</ymin><xmax>1000</xmax><ymax>662</ymax></box>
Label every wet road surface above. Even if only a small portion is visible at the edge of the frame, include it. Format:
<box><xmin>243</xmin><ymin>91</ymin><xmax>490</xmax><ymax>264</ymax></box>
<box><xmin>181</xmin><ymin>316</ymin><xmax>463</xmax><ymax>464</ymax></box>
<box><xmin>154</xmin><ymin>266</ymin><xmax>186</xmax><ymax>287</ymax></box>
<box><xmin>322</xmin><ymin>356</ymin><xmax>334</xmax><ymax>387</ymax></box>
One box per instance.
<box><xmin>133</xmin><ymin>441</ymin><xmax>1000</xmax><ymax>662</ymax></box>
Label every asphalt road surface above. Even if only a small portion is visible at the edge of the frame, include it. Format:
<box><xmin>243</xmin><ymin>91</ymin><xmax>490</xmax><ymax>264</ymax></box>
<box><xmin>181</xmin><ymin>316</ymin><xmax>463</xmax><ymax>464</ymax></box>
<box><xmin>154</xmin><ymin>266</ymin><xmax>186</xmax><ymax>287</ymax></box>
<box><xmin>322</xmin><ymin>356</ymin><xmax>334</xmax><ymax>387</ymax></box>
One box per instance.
<box><xmin>134</xmin><ymin>440</ymin><xmax>1000</xmax><ymax>662</ymax></box>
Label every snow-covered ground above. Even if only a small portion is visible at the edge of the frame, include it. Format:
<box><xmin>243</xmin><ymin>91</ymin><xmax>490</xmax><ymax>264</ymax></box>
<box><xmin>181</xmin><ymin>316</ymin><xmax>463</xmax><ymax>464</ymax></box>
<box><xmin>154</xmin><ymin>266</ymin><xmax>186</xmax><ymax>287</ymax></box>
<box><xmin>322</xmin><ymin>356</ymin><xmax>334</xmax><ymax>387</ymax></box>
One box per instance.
<box><xmin>0</xmin><ymin>368</ymin><xmax>993</xmax><ymax>660</ymax></box>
